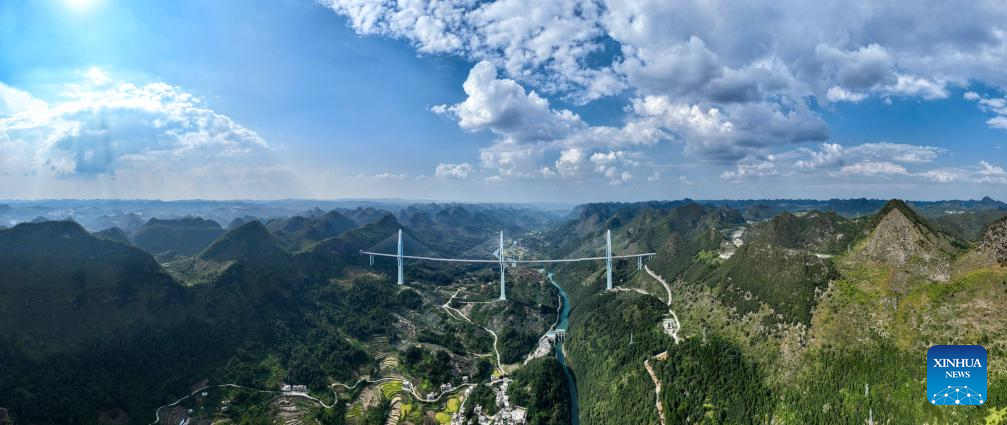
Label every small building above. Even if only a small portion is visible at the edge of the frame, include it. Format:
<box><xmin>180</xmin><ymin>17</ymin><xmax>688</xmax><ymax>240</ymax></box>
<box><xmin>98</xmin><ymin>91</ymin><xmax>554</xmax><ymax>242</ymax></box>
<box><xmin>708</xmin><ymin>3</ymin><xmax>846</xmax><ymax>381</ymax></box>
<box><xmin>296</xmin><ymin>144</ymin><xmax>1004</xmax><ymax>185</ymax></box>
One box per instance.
<box><xmin>510</xmin><ymin>407</ymin><xmax>527</xmax><ymax>423</ymax></box>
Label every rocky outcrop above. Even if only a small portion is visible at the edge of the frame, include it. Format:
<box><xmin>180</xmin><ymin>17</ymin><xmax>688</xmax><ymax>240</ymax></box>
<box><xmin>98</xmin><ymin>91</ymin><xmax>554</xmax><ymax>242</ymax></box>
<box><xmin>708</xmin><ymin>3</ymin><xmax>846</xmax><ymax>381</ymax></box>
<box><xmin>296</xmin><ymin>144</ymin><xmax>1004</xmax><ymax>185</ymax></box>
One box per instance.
<box><xmin>858</xmin><ymin>200</ymin><xmax>955</xmax><ymax>285</ymax></box>
<box><xmin>978</xmin><ymin>216</ymin><xmax>1007</xmax><ymax>265</ymax></box>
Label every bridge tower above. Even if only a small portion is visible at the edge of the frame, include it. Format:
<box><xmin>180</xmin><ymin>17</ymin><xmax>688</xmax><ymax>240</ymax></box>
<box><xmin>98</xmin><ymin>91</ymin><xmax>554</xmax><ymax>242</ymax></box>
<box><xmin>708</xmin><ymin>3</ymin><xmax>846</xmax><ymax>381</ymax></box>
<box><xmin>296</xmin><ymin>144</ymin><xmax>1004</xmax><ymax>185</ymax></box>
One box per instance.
<box><xmin>498</xmin><ymin>230</ymin><xmax>506</xmax><ymax>301</ymax></box>
<box><xmin>397</xmin><ymin>229</ymin><xmax>404</xmax><ymax>285</ymax></box>
<box><xmin>606</xmin><ymin>229</ymin><xmax>613</xmax><ymax>290</ymax></box>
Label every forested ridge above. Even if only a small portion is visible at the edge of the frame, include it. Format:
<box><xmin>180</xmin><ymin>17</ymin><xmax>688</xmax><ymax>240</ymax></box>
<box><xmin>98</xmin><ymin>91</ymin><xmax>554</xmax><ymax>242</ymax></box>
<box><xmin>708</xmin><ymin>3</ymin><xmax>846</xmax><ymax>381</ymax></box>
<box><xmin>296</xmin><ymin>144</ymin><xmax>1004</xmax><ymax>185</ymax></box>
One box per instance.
<box><xmin>553</xmin><ymin>199</ymin><xmax>1007</xmax><ymax>424</ymax></box>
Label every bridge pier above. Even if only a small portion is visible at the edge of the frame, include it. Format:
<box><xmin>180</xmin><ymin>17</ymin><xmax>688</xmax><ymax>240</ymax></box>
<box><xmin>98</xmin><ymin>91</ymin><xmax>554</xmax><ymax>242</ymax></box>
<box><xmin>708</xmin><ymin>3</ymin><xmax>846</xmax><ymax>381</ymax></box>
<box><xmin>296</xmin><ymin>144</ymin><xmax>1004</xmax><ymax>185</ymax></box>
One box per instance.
<box><xmin>499</xmin><ymin>231</ymin><xmax>506</xmax><ymax>301</ymax></box>
<box><xmin>397</xmin><ymin>229</ymin><xmax>404</xmax><ymax>285</ymax></box>
<box><xmin>606</xmin><ymin>229</ymin><xmax>613</xmax><ymax>290</ymax></box>
<box><xmin>637</xmin><ymin>256</ymin><xmax>642</xmax><ymax>271</ymax></box>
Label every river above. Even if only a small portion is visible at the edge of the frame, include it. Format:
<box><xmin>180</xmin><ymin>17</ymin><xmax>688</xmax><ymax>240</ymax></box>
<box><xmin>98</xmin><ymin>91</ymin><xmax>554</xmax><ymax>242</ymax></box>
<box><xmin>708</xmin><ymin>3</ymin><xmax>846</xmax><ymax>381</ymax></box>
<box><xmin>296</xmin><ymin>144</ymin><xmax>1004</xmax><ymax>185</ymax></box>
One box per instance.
<box><xmin>547</xmin><ymin>272</ymin><xmax>580</xmax><ymax>425</ymax></box>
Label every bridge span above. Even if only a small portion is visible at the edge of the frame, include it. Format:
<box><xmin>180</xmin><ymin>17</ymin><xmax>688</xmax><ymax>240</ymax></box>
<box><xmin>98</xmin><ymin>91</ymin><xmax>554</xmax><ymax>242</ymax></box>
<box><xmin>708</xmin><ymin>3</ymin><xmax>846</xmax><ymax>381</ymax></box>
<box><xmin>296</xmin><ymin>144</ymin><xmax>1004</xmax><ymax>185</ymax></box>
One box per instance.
<box><xmin>361</xmin><ymin>229</ymin><xmax>655</xmax><ymax>300</ymax></box>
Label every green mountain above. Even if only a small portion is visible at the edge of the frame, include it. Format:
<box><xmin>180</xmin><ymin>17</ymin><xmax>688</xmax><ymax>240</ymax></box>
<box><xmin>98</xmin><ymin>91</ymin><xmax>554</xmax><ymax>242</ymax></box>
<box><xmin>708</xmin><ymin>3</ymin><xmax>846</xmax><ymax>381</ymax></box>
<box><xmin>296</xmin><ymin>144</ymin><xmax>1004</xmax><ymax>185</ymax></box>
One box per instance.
<box><xmin>165</xmin><ymin>220</ymin><xmax>295</xmax><ymax>286</ymax></box>
<box><xmin>743</xmin><ymin>210</ymin><xmax>868</xmax><ymax>254</ymax></box>
<box><xmin>342</xmin><ymin>206</ymin><xmax>391</xmax><ymax>226</ymax></box>
<box><xmin>929</xmin><ymin>209</ymin><xmax>1007</xmax><ymax>244</ymax></box>
<box><xmin>266</xmin><ymin>209</ymin><xmax>358</xmax><ymax>247</ymax></box>
<box><xmin>0</xmin><ymin>222</ymin><xmax>222</xmax><ymax>424</ymax></box>
<box><xmin>225</xmin><ymin>215</ymin><xmax>261</xmax><ymax>230</ymax></box>
<box><xmin>92</xmin><ymin>226</ymin><xmax>132</xmax><ymax>245</ymax></box>
<box><xmin>201</xmin><ymin>220</ymin><xmax>289</xmax><ymax>263</ymax></box>
<box><xmin>90</xmin><ymin>212</ymin><xmax>145</xmax><ymax>235</ymax></box>
<box><xmin>0</xmin><ymin>219</ymin><xmax>387</xmax><ymax>424</ymax></box>
<box><xmin>554</xmin><ymin>199</ymin><xmax>1007</xmax><ymax>424</ymax></box>
<box><xmin>132</xmin><ymin>217</ymin><xmax>226</xmax><ymax>257</ymax></box>
<box><xmin>0</xmin><ymin>221</ymin><xmax>189</xmax><ymax>351</ymax></box>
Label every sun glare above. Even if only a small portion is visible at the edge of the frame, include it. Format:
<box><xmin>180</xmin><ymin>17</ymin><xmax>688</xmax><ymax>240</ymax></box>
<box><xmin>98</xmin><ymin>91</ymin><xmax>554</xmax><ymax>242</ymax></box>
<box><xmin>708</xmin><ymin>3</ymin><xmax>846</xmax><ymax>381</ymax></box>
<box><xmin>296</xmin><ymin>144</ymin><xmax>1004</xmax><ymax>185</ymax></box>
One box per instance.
<box><xmin>65</xmin><ymin>0</ymin><xmax>98</xmax><ymax>11</ymax></box>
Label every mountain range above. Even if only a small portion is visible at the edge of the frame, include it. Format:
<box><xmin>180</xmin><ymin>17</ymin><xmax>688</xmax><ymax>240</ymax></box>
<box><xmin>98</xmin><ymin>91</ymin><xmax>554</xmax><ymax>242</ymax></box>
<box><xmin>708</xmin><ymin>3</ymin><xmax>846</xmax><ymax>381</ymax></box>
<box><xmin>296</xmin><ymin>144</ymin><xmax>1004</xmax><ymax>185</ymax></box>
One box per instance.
<box><xmin>0</xmin><ymin>199</ymin><xmax>1005</xmax><ymax>424</ymax></box>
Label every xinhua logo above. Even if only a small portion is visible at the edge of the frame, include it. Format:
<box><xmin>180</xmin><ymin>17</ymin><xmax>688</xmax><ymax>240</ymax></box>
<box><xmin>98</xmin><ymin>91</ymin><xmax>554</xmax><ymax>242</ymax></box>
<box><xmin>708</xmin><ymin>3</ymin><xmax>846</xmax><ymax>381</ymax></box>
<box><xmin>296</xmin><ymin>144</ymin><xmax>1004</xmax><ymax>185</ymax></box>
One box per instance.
<box><xmin>927</xmin><ymin>345</ymin><xmax>987</xmax><ymax>405</ymax></box>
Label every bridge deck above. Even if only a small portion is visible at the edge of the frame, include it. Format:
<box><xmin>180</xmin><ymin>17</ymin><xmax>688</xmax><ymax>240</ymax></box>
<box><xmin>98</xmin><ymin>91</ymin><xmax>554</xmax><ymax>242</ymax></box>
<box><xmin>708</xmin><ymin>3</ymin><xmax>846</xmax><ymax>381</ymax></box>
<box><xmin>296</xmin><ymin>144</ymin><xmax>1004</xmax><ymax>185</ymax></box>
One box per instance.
<box><xmin>360</xmin><ymin>251</ymin><xmax>656</xmax><ymax>264</ymax></box>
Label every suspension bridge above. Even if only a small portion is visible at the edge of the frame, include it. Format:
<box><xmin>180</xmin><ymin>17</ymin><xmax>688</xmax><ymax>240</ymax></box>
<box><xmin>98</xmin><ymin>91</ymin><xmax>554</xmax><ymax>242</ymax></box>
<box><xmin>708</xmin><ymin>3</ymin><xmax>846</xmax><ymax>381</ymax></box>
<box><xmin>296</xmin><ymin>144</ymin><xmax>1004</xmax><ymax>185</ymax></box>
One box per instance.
<box><xmin>361</xmin><ymin>229</ymin><xmax>656</xmax><ymax>300</ymax></box>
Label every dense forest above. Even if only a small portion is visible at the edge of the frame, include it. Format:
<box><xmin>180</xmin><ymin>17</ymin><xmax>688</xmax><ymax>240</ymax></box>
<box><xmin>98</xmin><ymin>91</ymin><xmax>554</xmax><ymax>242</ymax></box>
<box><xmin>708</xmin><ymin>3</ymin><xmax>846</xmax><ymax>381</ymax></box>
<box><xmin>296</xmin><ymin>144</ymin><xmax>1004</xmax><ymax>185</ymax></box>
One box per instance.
<box><xmin>565</xmin><ymin>291</ymin><xmax>668</xmax><ymax>425</ymax></box>
<box><xmin>507</xmin><ymin>357</ymin><xmax>571</xmax><ymax>425</ymax></box>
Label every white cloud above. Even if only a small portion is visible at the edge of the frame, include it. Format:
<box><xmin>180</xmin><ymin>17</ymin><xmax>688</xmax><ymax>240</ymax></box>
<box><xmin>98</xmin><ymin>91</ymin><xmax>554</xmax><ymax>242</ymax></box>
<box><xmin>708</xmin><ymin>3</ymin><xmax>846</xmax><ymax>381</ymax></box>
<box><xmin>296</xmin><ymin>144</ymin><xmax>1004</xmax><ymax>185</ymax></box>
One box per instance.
<box><xmin>0</xmin><ymin>82</ymin><xmax>46</xmax><ymax>115</ymax></box>
<box><xmin>0</xmin><ymin>72</ymin><xmax>286</xmax><ymax>198</ymax></box>
<box><xmin>478</xmin><ymin>141</ymin><xmax>548</xmax><ymax>178</ymax></box>
<box><xmin>321</xmin><ymin>0</ymin><xmax>1007</xmax><ymax>192</ymax></box>
<box><xmin>795</xmin><ymin>142</ymin><xmax>942</xmax><ymax>171</ymax></box>
<box><xmin>815</xmin><ymin>43</ymin><xmax>895</xmax><ymax>91</ymax></box>
<box><xmin>434</xmin><ymin>162</ymin><xmax>474</xmax><ymax>179</ymax></box>
<box><xmin>721</xmin><ymin>156</ymin><xmax>779</xmax><ymax>181</ymax></box>
<box><xmin>979</xmin><ymin>160</ymin><xmax>1006</xmax><ymax>176</ymax></box>
<box><xmin>352</xmin><ymin>172</ymin><xmax>408</xmax><ymax>181</ymax></box>
<box><xmin>888</xmin><ymin>75</ymin><xmax>948</xmax><ymax>100</ymax></box>
<box><xmin>837</xmin><ymin>161</ymin><xmax>909</xmax><ymax>176</ymax></box>
<box><xmin>965</xmin><ymin>91</ymin><xmax>1007</xmax><ymax>130</ymax></box>
<box><xmin>617</xmin><ymin>36</ymin><xmax>722</xmax><ymax>97</ymax></box>
<box><xmin>628</xmin><ymin>95</ymin><xmax>827</xmax><ymax>161</ymax></box>
<box><xmin>554</xmin><ymin>148</ymin><xmax>585</xmax><ymax>178</ymax></box>
<box><xmin>976</xmin><ymin>160</ymin><xmax>1007</xmax><ymax>184</ymax></box>
<box><xmin>917</xmin><ymin>161</ymin><xmax>1007</xmax><ymax>185</ymax></box>
<box><xmin>324</xmin><ymin>0</ymin><xmax>1007</xmax><ymax>118</ymax></box>
<box><xmin>989</xmin><ymin>116</ymin><xmax>1007</xmax><ymax>130</ymax></box>
<box><xmin>589</xmin><ymin>150</ymin><xmax>638</xmax><ymax>184</ymax></box>
<box><xmin>826</xmin><ymin>86</ymin><xmax>867</xmax><ymax>103</ymax></box>
<box><xmin>83</xmin><ymin>67</ymin><xmax>111</xmax><ymax>85</ymax></box>
<box><xmin>918</xmin><ymin>168</ymin><xmax>963</xmax><ymax>183</ymax></box>
<box><xmin>320</xmin><ymin>0</ymin><xmax>622</xmax><ymax>102</ymax></box>
<box><xmin>434</xmin><ymin>61</ymin><xmax>584</xmax><ymax>143</ymax></box>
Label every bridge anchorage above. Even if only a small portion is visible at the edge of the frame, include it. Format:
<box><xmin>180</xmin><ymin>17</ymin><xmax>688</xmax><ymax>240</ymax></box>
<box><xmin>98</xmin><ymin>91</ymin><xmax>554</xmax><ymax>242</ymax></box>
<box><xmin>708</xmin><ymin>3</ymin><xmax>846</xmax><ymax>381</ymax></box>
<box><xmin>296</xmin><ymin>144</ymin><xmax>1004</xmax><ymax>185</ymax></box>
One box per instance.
<box><xmin>360</xmin><ymin>229</ymin><xmax>656</xmax><ymax>300</ymax></box>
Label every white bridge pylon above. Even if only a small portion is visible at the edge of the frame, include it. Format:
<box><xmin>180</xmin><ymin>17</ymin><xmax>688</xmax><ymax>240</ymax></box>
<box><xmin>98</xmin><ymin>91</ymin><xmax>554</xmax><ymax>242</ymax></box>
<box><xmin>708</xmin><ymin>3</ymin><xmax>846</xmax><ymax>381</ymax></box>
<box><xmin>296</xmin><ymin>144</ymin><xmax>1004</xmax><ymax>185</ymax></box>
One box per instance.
<box><xmin>361</xmin><ymin>229</ymin><xmax>656</xmax><ymax>300</ymax></box>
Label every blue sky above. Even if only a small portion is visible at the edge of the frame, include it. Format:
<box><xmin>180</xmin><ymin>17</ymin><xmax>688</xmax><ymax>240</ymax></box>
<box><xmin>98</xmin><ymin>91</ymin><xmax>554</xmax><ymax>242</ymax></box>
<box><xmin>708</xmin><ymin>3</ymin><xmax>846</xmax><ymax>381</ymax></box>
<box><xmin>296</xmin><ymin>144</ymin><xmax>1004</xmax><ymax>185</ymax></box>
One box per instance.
<box><xmin>1</xmin><ymin>0</ymin><xmax>1005</xmax><ymax>202</ymax></box>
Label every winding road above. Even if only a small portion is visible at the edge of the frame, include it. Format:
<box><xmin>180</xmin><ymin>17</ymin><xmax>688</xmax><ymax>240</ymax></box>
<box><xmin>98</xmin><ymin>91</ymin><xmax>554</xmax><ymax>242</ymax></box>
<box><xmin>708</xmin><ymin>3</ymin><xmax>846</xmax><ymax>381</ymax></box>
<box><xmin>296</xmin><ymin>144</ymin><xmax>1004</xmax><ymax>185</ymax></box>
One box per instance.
<box><xmin>641</xmin><ymin>265</ymin><xmax>684</xmax><ymax>425</ymax></box>
<box><xmin>645</xmin><ymin>265</ymin><xmax>673</xmax><ymax>306</ymax></box>
<box><xmin>439</xmin><ymin>288</ymin><xmax>504</xmax><ymax>375</ymax></box>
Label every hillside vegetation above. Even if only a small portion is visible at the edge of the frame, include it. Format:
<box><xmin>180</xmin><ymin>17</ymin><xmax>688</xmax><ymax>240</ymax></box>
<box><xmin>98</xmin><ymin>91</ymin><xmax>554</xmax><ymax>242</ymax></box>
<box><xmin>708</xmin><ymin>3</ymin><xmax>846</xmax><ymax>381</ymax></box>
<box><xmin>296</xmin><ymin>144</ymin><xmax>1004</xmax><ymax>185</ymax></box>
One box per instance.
<box><xmin>553</xmin><ymin>199</ymin><xmax>1007</xmax><ymax>424</ymax></box>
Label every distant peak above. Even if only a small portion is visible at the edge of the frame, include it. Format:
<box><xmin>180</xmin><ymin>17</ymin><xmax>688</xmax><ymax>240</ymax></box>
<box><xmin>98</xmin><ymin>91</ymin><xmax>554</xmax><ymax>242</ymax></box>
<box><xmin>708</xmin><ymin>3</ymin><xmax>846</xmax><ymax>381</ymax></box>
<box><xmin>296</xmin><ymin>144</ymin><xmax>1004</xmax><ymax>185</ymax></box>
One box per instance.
<box><xmin>230</xmin><ymin>219</ymin><xmax>270</xmax><ymax>234</ymax></box>
<box><xmin>376</xmin><ymin>213</ymin><xmax>401</xmax><ymax>227</ymax></box>
<box><xmin>879</xmin><ymin>199</ymin><xmax>911</xmax><ymax>212</ymax></box>
<box><xmin>199</xmin><ymin>220</ymin><xmax>284</xmax><ymax>262</ymax></box>
<box><xmin>872</xmin><ymin>199</ymin><xmax>930</xmax><ymax>231</ymax></box>
<box><xmin>11</xmin><ymin>220</ymin><xmax>89</xmax><ymax>237</ymax></box>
